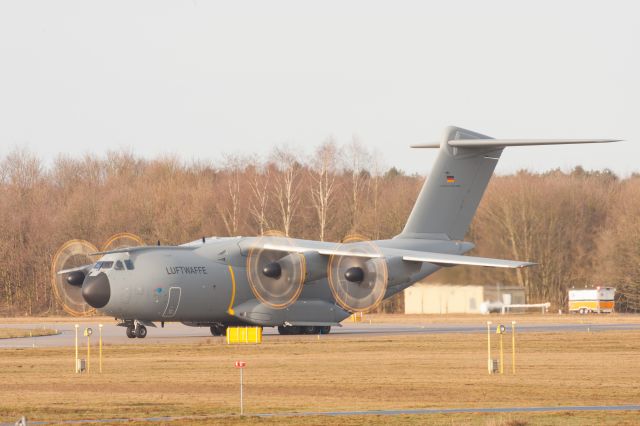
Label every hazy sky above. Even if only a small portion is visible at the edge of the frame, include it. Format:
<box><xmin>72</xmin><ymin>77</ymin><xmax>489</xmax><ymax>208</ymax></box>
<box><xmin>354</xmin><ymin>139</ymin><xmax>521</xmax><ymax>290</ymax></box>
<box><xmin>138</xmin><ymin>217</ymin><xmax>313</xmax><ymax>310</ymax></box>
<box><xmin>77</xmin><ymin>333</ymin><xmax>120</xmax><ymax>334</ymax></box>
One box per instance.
<box><xmin>0</xmin><ymin>1</ymin><xmax>637</xmax><ymax>175</ymax></box>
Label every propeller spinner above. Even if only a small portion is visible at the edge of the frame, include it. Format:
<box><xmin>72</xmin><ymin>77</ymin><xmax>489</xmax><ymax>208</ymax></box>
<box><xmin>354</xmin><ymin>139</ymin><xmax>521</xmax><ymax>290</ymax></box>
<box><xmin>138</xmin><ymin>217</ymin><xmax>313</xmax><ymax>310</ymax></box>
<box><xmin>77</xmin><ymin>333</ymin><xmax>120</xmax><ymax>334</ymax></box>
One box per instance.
<box><xmin>51</xmin><ymin>239</ymin><xmax>99</xmax><ymax>316</ymax></box>
<box><xmin>327</xmin><ymin>235</ymin><xmax>388</xmax><ymax>312</ymax></box>
<box><xmin>246</xmin><ymin>231</ymin><xmax>306</xmax><ymax>309</ymax></box>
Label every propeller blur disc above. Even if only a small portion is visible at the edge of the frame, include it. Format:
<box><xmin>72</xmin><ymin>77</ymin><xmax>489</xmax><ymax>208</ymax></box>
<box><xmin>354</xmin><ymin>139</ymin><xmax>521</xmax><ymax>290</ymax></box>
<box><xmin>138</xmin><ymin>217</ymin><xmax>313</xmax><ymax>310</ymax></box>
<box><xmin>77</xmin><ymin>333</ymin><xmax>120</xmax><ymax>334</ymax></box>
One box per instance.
<box><xmin>101</xmin><ymin>232</ymin><xmax>145</xmax><ymax>251</ymax></box>
<box><xmin>327</xmin><ymin>237</ymin><xmax>388</xmax><ymax>313</ymax></box>
<box><xmin>51</xmin><ymin>239</ymin><xmax>99</xmax><ymax>316</ymax></box>
<box><xmin>246</xmin><ymin>231</ymin><xmax>306</xmax><ymax>309</ymax></box>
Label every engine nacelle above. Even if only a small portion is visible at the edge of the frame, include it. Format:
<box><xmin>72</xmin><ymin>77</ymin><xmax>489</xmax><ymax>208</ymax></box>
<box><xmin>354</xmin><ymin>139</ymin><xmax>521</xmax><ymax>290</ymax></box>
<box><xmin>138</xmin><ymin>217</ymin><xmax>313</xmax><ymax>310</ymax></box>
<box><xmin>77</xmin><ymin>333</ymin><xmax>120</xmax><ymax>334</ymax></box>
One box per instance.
<box><xmin>386</xmin><ymin>256</ymin><xmax>422</xmax><ymax>286</ymax></box>
<box><xmin>301</xmin><ymin>251</ymin><xmax>328</xmax><ymax>283</ymax></box>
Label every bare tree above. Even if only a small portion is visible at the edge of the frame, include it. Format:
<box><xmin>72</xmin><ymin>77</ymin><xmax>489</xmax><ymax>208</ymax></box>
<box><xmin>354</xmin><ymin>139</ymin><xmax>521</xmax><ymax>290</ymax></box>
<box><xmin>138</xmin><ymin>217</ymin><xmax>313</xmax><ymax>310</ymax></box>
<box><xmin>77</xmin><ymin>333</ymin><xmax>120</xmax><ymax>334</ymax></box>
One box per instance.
<box><xmin>248</xmin><ymin>162</ymin><xmax>271</xmax><ymax>235</ymax></box>
<box><xmin>271</xmin><ymin>147</ymin><xmax>302</xmax><ymax>236</ymax></box>
<box><xmin>309</xmin><ymin>139</ymin><xmax>339</xmax><ymax>241</ymax></box>
<box><xmin>344</xmin><ymin>136</ymin><xmax>371</xmax><ymax>234</ymax></box>
<box><xmin>218</xmin><ymin>154</ymin><xmax>247</xmax><ymax>236</ymax></box>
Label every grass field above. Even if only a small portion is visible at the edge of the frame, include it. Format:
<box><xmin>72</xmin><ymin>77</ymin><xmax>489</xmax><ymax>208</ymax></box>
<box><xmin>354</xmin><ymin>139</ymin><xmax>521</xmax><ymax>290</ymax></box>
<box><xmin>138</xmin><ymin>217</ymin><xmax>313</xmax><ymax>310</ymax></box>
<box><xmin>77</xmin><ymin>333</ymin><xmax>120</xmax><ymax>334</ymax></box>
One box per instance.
<box><xmin>0</xmin><ymin>327</ymin><xmax>59</xmax><ymax>339</ymax></box>
<box><xmin>1</xmin><ymin>324</ymin><xmax>640</xmax><ymax>425</ymax></box>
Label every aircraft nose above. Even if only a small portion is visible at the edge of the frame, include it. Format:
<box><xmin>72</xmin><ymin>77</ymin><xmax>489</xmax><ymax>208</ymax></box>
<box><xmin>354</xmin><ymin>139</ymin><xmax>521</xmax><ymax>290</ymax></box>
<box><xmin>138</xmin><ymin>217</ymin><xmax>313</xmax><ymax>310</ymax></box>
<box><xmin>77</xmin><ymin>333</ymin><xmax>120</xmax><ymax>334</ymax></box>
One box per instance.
<box><xmin>82</xmin><ymin>272</ymin><xmax>111</xmax><ymax>308</ymax></box>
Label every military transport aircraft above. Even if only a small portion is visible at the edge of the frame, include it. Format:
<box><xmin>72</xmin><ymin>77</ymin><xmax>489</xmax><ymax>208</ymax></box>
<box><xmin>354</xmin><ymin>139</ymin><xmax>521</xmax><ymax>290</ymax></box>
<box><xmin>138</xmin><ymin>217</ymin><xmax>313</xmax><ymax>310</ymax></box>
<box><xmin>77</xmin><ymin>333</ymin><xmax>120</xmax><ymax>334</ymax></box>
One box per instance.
<box><xmin>51</xmin><ymin>126</ymin><xmax>618</xmax><ymax>338</ymax></box>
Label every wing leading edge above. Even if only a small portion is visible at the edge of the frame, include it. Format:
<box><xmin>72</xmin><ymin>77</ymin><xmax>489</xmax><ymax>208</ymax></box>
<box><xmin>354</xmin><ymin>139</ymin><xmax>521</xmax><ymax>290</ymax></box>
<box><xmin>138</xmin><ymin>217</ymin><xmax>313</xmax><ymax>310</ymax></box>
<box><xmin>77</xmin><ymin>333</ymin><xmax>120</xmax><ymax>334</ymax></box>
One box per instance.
<box><xmin>261</xmin><ymin>243</ymin><xmax>534</xmax><ymax>269</ymax></box>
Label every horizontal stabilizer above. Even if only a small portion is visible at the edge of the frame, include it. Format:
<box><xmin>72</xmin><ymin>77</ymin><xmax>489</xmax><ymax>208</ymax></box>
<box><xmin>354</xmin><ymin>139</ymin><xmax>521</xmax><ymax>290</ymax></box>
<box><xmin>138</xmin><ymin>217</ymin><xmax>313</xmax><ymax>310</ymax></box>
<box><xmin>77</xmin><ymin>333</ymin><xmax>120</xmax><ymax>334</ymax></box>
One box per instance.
<box><xmin>411</xmin><ymin>138</ymin><xmax>621</xmax><ymax>149</ymax></box>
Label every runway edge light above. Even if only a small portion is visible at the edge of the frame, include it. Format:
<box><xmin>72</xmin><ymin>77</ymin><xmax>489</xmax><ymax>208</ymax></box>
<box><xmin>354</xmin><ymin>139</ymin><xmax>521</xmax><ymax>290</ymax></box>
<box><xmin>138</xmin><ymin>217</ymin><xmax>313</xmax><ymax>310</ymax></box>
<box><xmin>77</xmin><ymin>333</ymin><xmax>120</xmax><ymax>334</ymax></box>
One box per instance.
<box><xmin>496</xmin><ymin>325</ymin><xmax>505</xmax><ymax>374</ymax></box>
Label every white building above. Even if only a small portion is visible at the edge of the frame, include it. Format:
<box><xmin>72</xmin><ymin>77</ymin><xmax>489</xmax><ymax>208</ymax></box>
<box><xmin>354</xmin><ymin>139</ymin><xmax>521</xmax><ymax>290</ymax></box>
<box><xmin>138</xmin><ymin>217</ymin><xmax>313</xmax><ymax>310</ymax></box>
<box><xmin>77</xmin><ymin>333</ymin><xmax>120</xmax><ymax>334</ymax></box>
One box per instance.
<box><xmin>404</xmin><ymin>283</ymin><xmax>526</xmax><ymax>314</ymax></box>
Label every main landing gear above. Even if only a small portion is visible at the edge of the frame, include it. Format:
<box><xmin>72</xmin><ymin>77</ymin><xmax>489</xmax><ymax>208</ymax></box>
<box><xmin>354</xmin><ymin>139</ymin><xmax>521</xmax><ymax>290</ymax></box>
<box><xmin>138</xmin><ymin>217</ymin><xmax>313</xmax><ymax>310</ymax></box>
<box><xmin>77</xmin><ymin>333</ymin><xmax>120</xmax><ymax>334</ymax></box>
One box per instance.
<box><xmin>277</xmin><ymin>325</ymin><xmax>331</xmax><ymax>335</ymax></box>
<box><xmin>210</xmin><ymin>324</ymin><xmax>228</xmax><ymax>336</ymax></box>
<box><xmin>124</xmin><ymin>321</ymin><xmax>147</xmax><ymax>339</ymax></box>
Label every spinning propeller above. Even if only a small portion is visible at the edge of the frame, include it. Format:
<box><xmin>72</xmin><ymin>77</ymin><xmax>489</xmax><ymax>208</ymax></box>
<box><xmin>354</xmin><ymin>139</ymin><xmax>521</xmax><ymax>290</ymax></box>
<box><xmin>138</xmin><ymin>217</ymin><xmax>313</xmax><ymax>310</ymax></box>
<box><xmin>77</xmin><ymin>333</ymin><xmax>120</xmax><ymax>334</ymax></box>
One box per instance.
<box><xmin>51</xmin><ymin>233</ymin><xmax>145</xmax><ymax>315</ymax></box>
<box><xmin>101</xmin><ymin>232</ymin><xmax>145</xmax><ymax>251</ymax></box>
<box><xmin>246</xmin><ymin>231</ymin><xmax>305</xmax><ymax>309</ymax></box>
<box><xmin>51</xmin><ymin>239</ymin><xmax>99</xmax><ymax>316</ymax></box>
<box><xmin>327</xmin><ymin>235</ymin><xmax>388</xmax><ymax>312</ymax></box>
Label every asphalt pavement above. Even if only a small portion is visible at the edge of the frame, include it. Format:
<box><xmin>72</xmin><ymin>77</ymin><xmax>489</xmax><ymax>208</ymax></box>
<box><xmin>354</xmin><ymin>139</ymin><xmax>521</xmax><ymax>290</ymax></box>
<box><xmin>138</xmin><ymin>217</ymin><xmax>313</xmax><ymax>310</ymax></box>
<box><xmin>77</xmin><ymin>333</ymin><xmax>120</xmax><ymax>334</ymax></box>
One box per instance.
<box><xmin>2</xmin><ymin>319</ymin><xmax>639</xmax><ymax>349</ymax></box>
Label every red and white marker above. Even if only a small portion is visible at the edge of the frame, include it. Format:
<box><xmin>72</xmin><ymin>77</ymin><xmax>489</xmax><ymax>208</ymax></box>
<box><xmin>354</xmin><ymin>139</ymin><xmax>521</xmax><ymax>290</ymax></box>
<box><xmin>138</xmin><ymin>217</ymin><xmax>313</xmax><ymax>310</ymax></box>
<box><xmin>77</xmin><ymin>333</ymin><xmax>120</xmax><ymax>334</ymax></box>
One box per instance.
<box><xmin>235</xmin><ymin>361</ymin><xmax>247</xmax><ymax>415</ymax></box>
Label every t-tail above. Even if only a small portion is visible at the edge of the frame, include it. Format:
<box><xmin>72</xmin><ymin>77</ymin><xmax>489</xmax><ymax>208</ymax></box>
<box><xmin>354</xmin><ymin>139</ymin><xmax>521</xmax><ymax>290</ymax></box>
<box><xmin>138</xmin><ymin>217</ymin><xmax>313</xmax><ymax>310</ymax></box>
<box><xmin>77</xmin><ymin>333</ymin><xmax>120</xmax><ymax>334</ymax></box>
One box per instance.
<box><xmin>396</xmin><ymin>126</ymin><xmax>620</xmax><ymax>241</ymax></box>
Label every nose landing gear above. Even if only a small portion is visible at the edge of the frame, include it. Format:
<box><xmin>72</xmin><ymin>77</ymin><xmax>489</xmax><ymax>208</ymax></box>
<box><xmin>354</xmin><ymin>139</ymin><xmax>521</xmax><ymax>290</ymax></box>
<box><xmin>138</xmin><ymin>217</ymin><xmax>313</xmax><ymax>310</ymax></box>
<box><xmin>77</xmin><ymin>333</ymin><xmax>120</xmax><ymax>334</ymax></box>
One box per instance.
<box><xmin>135</xmin><ymin>324</ymin><xmax>147</xmax><ymax>338</ymax></box>
<box><xmin>126</xmin><ymin>324</ymin><xmax>136</xmax><ymax>338</ymax></box>
<box><xmin>123</xmin><ymin>320</ymin><xmax>148</xmax><ymax>339</ymax></box>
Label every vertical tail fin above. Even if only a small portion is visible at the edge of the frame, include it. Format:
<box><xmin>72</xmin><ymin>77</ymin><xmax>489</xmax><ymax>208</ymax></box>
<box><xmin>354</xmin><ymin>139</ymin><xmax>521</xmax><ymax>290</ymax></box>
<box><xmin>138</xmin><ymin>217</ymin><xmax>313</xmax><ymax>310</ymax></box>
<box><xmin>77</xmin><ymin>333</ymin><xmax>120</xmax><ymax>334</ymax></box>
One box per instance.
<box><xmin>397</xmin><ymin>126</ymin><xmax>620</xmax><ymax>241</ymax></box>
<box><xmin>397</xmin><ymin>126</ymin><xmax>502</xmax><ymax>241</ymax></box>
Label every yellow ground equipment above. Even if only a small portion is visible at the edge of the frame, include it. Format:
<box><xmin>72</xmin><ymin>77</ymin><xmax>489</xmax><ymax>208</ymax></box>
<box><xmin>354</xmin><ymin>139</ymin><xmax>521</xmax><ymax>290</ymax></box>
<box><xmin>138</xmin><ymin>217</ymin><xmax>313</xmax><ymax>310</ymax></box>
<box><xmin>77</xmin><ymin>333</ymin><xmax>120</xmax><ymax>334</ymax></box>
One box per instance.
<box><xmin>226</xmin><ymin>326</ymin><xmax>263</xmax><ymax>344</ymax></box>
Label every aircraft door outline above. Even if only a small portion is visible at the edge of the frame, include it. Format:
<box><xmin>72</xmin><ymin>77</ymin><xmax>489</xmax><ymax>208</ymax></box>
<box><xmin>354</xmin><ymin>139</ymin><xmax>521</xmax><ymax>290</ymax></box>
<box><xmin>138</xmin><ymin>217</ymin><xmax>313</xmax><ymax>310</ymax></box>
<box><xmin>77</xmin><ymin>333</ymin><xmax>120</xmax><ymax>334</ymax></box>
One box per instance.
<box><xmin>163</xmin><ymin>286</ymin><xmax>181</xmax><ymax>318</ymax></box>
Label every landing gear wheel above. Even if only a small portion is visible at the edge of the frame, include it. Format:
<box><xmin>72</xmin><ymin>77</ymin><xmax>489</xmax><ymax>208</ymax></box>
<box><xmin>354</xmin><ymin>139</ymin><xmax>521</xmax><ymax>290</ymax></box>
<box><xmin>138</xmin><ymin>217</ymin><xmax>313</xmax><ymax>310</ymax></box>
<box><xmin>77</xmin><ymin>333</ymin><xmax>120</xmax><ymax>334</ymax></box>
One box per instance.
<box><xmin>210</xmin><ymin>324</ymin><xmax>227</xmax><ymax>336</ymax></box>
<box><xmin>126</xmin><ymin>325</ymin><xmax>136</xmax><ymax>338</ymax></box>
<box><xmin>135</xmin><ymin>324</ymin><xmax>147</xmax><ymax>338</ymax></box>
<box><xmin>278</xmin><ymin>325</ymin><xmax>303</xmax><ymax>335</ymax></box>
<box><xmin>320</xmin><ymin>326</ymin><xmax>331</xmax><ymax>334</ymax></box>
<box><xmin>303</xmin><ymin>326</ymin><xmax>319</xmax><ymax>334</ymax></box>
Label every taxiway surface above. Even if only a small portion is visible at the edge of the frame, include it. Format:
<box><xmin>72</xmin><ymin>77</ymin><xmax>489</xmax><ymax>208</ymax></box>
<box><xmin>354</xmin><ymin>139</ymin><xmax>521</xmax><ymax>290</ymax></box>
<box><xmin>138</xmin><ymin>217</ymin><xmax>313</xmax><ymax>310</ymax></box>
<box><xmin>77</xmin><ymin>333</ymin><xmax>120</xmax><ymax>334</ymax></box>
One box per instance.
<box><xmin>2</xmin><ymin>320</ymin><xmax>640</xmax><ymax>349</ymax></box>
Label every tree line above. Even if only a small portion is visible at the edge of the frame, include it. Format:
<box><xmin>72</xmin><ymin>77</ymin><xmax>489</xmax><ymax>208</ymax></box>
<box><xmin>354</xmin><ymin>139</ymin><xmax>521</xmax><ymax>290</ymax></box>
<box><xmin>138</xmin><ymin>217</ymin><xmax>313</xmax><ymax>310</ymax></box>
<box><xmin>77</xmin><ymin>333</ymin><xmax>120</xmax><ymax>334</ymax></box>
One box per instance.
<box><xmin>1</xmin><ymin>141</ymin><xmax>639</xmax><ymax>316</ymax></box>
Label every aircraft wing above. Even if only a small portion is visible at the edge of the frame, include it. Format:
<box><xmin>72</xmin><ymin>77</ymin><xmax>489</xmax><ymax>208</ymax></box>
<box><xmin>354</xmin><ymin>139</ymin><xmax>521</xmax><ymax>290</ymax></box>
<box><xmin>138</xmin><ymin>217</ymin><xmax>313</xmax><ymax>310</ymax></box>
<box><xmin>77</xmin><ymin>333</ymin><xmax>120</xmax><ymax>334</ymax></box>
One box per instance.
<box><xmin>57</xmin><ymin>264</ymin><xmax>94</xmax><ymax>275</ymax></box>
<box><xmin>399</xmin><ymin>252</ymin><xmax>534</xmax><ymax>268</ymax></box>
<box><xmin>262</xmin><ymin>243</ymin><xmax>534</xmax><ymax>269</ymax></box>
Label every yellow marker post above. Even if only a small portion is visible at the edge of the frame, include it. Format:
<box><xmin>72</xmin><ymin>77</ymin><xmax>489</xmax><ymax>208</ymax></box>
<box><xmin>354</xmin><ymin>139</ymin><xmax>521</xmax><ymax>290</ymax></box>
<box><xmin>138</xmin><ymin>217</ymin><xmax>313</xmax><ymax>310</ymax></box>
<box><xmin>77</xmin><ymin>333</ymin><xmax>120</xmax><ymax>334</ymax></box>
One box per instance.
<box><xmin>74</xmin><ymin>324</ymin><xmax>79</xmax><ymax>373</ymax></box>
<box><xmin>496</xmin><ymin>325</ymin><xmax>505</xmax><ymax>375</ymax></box>
<box><xmin>511</xmin><ymin>321</ymin><xmax>516</xmax><ymax>374</ymax></box>
<box><xmin>84</xmin><ymin>327</ymin><xmax>93</xmax><ymax>373</ymax></box>
<box><xmin>486</xmin><ymin>321</ymin><xmax>492</xmax><ymax>374</ymax></box>
<box><xmin>99</xmin><ymin>324</ymin><xmax>103</xmax><ymax>373</ymax></box>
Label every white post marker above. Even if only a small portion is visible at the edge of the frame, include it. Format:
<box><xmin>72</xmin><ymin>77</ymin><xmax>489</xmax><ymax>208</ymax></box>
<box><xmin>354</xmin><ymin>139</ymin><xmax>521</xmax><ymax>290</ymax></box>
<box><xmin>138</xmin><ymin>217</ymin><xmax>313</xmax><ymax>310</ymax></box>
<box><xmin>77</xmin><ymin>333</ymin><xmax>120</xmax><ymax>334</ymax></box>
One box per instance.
<box><xmin>74</xmin><ymin>324</ymin><xmax>79</xmax><ymax>373</ymax></box>
<box><xmin>511</xmin><ymin>321</ymin><xmax>516</xmax><ymax>374</ymax></box>
<box><xmin>486</xmin><ymin>321</ymin><xmax>492</xmax><ymax>374</ymax></box>
<box><xmin>99</xmin><ymin>324</ymin><xmax>103</xmax><ymax>373</ymax></box>
<box><xmin>235</xmin><ymin>361</ymin><xmax>246</xmax><ymax>415</ymax></box>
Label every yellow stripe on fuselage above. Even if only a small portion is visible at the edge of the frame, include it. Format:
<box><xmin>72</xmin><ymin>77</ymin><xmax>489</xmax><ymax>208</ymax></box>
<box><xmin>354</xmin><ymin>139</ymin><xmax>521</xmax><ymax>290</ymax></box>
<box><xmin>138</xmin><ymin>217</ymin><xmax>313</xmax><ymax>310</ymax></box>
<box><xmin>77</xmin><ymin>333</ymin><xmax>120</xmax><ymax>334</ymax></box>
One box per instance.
<box><xmin>227</xmin><ymin>265</ymin><xmax>236</xmax><ymax>315</ymax></box>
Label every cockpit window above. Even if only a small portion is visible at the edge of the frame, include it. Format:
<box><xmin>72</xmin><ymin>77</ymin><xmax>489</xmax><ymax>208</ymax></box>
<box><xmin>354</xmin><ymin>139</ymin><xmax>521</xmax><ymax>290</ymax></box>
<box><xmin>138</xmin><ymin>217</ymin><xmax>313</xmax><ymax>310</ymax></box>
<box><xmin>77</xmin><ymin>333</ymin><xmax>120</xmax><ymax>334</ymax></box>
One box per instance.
<box><xmin>100</xmin><ymin>261</ymin><xmax>114</xmax><ymax>269</ymax></box>
<box><xmin>114</xmin><ymin>260</ymin><xmax>124</xmax><ymax>270</ymax></box>
<box><xmin>124</xmin><ymin>259</ymin><xmax>134</xmax><ymax>270</ymax></box>
<box><xmin>93</xmin><ymin>262</ymin><xmax>102</xmax><ymax>270</ymax></box>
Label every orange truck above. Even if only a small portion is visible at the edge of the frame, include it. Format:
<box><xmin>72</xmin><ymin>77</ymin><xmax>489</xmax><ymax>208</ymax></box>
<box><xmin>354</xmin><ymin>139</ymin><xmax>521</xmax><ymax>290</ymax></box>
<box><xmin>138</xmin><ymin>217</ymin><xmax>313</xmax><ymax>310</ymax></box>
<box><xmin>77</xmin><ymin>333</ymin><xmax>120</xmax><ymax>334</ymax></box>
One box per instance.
<box><xmin>568</xmin><ymin>287</ymin><xmax>615</xmax><ymax>314</ymax></box>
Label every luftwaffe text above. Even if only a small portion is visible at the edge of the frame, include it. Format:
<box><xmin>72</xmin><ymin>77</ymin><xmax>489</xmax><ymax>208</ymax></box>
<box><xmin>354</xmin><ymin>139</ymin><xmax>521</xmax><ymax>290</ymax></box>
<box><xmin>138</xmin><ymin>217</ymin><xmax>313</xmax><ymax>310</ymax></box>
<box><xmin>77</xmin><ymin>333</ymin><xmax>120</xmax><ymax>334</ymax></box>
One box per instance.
<box><xmin>166</xmin><ymin>266</ymin><xmax>208</xmax><ymax>275</ymax></box>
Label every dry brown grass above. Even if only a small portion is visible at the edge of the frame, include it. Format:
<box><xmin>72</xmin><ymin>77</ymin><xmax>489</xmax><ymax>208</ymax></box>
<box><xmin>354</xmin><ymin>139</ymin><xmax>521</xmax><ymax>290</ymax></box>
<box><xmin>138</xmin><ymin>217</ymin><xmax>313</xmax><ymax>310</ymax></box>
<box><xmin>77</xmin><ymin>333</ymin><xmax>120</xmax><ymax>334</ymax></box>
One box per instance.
<box><xmin>0</xmin><ymin>316</ymin><xmax>114</xmax><ymax>324</ymax></box>
<box><xmin>0</xmin><ymin>328</ymin><xmax>59</xmax><ymax>339</ymax></box>
<box><xmin>1</xmin><ymin>328</ymin><xmax>640</xmax><ymax>424</ymax></box>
